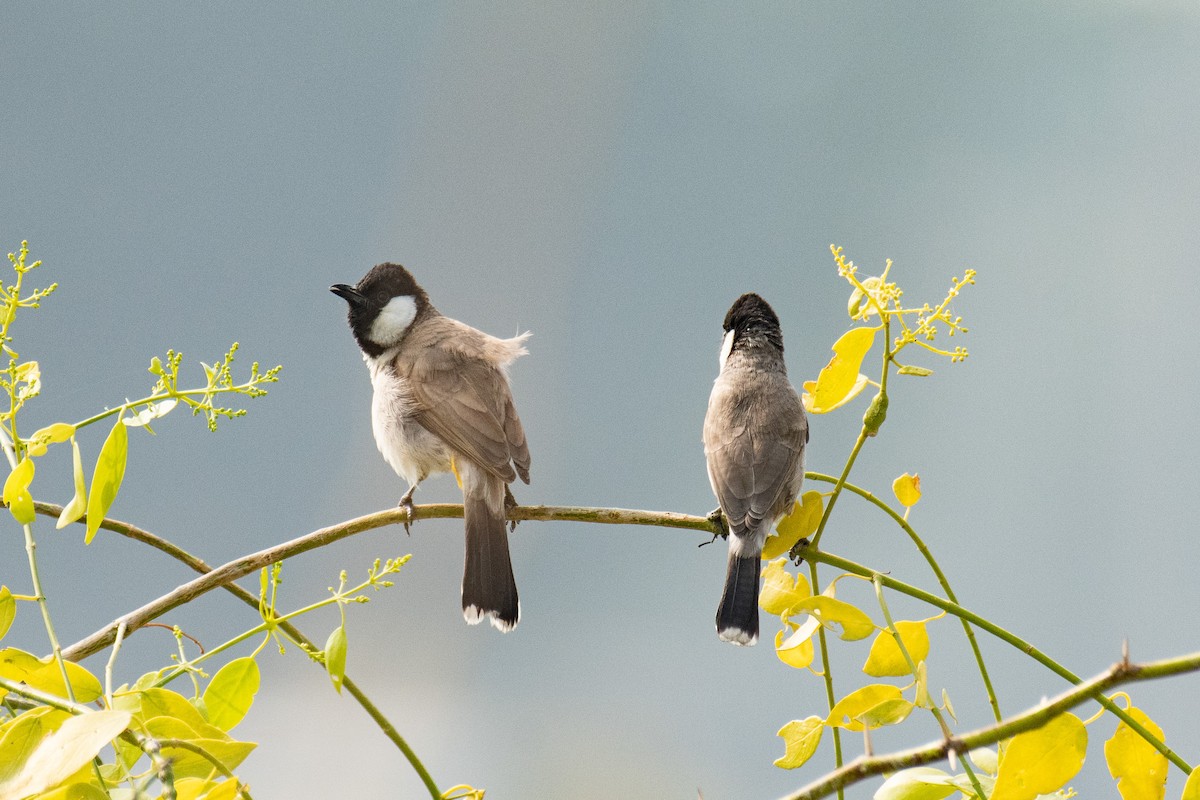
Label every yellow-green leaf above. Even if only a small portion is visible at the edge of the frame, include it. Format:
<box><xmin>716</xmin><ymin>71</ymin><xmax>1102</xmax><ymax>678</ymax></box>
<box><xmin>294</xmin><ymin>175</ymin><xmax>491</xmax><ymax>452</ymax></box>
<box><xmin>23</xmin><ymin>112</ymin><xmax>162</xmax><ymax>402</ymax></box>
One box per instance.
<box><xmin>202</xmin><ymin>657</ymin><xmax>260</xmax><ymax>732</ymax></box>
<box><xmin>0</xmin><ymin>711</ymin><xmax>45</xmax><ymax>783</ymax></box>
<box><xmin>892</xmin><ymin>472</ymin><xmax>921</xmax><ymax>508</ymax></box>
<box><xmin>856</xmin><ymin>697</ymin><xmax>915</xmax><ymax>728</ymax></box>
<box><xmin>897</xmin><ymin>365</ymin><xmax>934</xmax><ymax>377</ymax></box>
<box><xmin>0</xmin><ymin>709</ymin><xmax>130</xmax><ymax>800</ymax></box>
<box><xmin>774</xmin><ymin>616</ymin><xmax>819</xmax><ymax>669</ymax></box>
<box><xmin>1104</xmin><ymin>706</ymin><xmax>1167</xmax><ymax>800</ymax></box>
<box><xmin>848</xmin><ymin>276</ymin><xmax>884</xmax><ymax>320</ymax></box>
<box><xmin>970</xmin><ymin>747</ymin><xmax>999</xmax><ymax>775</ymax></box>
<box><xmin>1183</xmin><ymin>768</ymin><xmax>1200</xmax><ymax>800</ymax></box>
<box><xmin>26</xmin><ymin>423</ymin><xmax>76</xmax><ymax>457</ymax></box>
<box><xmin>863</xmin><ymin>620</ymin><xmax>930</xmax><ymax>677</ymax></box>
<box><xmin>85</xmin><ymin>415</ymin><xmax>128</xmax><ymax>544</ymax></box>
<box><xmin>0</xmin><ymin>587</ymin><xmax>14</xmax><ymax>641</ymax></box>
<box><xmin>802</xmin><ymin>326</ymin><xmax>878</xmax><ymax>414</ymax></box>
<box><xmin>991</xmin><ymin>713</ymin><xmax>1087</xmax><ymax>800</ymax></box>
<box><xmin>763</xmin><ymin>491</ymin><xmax>824</xmax><ymax>559</ymax></box>
<box><xmin>786</xmin><ymin>595</ymin><xmax>875</xmax><ymax>641</ymax></box>
<box><xmin>143</xmin><ymin>715</ymin><xmax>256</xmax><ymax>779</ymax></box>
<box><xmin>759</xmin><ymin>559</ymin><xmax>811</xmax><ymax>616</ymax></box>
<box><xmin>326</xmin><ymin>625</ymin><xmax>347</xmax><ymax>694</ymax></box>
<box><xmin>3</xmin><ymin>457</ymin><xmax>36</xmax><ymax>525</ymax></box>
<box><xmin>27</xmin><ymin>659</ymin><xmax>104</xmax><ymax>704</ymax></box>
<box><xmin>774</xmin><ymin>717</ymin><xmax>823</xmax><ymax>770</ymax></box>
<box><xmin>874</xmin><ymin>767</ymin><xmax>958</xmax><ymax>800</ymax></box>
<box><xmin>826</xmin><ymin>684</ymin><xmax>904</xmax><ymax>731</ymax></box>
<box><xmin>56</xmin><ymin>439</ymin><xmax>87</xmax><ymax>530</ymax></box>
<box><xmin>28</xmin><ymin>781</ymin><xmax>110</xmax><ymax>800</ymax></box>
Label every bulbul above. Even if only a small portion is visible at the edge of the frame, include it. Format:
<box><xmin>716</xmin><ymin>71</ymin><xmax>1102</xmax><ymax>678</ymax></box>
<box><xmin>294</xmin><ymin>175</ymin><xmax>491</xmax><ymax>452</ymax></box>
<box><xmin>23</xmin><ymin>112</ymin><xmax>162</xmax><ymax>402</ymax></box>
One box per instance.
<box><xmin>331</xmin><ymin>263</ymin><xmax>531</xmax><ymax>632</ymax></box>
<box><xmin>703</xmin><ymin>293</ymin><xmax>808</xmax><ymax>646</ymax></box>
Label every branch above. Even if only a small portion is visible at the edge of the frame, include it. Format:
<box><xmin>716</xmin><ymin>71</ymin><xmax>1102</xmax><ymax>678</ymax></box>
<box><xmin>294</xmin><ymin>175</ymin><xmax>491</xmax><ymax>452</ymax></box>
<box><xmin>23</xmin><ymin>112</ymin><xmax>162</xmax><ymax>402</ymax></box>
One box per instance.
<box><xmin>55</xmin><ymin>503</ymin><xmax>716</xmax><ymax>662</ymax></box>
<box><xmin>777</xmin><ymin>650</ymin><xmax>1200</xmax><ymax>800</ymax></box>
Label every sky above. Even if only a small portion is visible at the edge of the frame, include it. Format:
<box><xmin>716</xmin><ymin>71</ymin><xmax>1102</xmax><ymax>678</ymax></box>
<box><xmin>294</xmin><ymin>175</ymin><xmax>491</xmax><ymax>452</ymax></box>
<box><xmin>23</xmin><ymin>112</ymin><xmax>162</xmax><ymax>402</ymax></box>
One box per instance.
<box><xmin>3</xmin><ymin>4</ymin><xmax>1200</xmax><ymax>799</ymax></box>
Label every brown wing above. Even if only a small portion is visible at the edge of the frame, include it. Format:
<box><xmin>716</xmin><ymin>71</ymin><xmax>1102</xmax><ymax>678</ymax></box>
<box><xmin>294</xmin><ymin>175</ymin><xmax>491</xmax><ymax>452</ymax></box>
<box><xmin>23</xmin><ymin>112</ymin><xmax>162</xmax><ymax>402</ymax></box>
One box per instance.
<box><xmin>703</xmin><ymin>378</ymin><xmax>806</xmax><ymax>537</ymax></box>
<box><xmin>406</xmin><ymin>339</ymin><xmax>530</xmax><ymax>485</ymax></box>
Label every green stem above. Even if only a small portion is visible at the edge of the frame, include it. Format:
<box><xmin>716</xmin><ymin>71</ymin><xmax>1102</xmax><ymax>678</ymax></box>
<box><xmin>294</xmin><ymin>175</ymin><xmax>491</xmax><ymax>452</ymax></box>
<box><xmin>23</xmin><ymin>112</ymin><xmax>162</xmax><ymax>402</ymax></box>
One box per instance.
<box><xmin>807</xmin><ymin>472</ymin><xmax>1002</xmax><ymax>724</ymax></box>
<box><xmin>871</xmin><ymin>576</ymin><xmax>986</xmax><ymax>800</ymax></box>
<box><xmin>799</xmin><ymin>544</ymin><xmax>1191</xmax><ymax>774</ymax></box>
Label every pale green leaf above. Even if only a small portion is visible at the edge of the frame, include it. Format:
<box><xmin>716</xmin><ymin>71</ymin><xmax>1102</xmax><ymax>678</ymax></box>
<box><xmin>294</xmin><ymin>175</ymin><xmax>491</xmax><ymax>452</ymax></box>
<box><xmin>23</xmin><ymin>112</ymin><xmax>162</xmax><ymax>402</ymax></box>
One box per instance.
<box><xmin>991</xmin><ymin>713</ymin><xmax>1086</xmax><ymax>800</ymax></box>
<box><xmin>1104</xmin><ymin>706</ymin><xmax>1167</xmax><ymax>800</ymax></box>
<box><xmin>25</xmin><ymin>423</ymin><xmax>76</xmax><ymax>457</ymax></box>
<box><xmin>27</xmin><ymin>781</ymin><xmax>111</xmax><ymax>800</ymax></box>
<box><xmin>0</xmin><ymin>709</ymin><xmax>130</xmax><ymax>799</ymax></box>
<box><xmin>892</xmin><ymin>473</ymin><xmax>921</xmax><ymax>508</ymax></box>
<box><xmin>0</xmin><ymin>711</ymin><xmax>46</xmax><ymax>783</ymax></box>
<box><xmin>774</xmin><ymin>616</ymin><xmax>819</xmax><ymax>670</ymax></box>
<box><xmin>873</xmin><ymin>767</ymin><xmax>957</xmax><ymax>800</ymax></box>
<box><xmin>802</xmin><ymin>326</ymin><xmax>878</xmax><ymax>414</ymax></box>
<box><xmin>26</xmin><ymin>658</ymin><xmax>103</xmax><ymax>704</ymax></box>
<box><xmin>763</xmin><ymin>491</ymin><xmax>824</xmax><ymax>560</ymax></box>
<box><xmin>56</xmin><ymin>439</ymin><xmax>87</xmax><ymax>529</ymax></box>
<box><xmin>326</xmin><ymin>626</ymin><xmax>347</xmax><ymax>694</ymax></box>
<box><xmin>856</xmin><ymin>697</ymin><xmax>915</xmax><ymax>728</ymax></box>
<box><xmin>786</xmin><ymin>595</ymin><xmax>875</xmax><ymax>641</ymax></box>
<box><xmin>3</xmin><ymin>456</ymin><xmax>36</xmax><ymax>525</ymax></box>
<box><xmin>759</xmin><ymin>559</ymin><xmax>811</xmax><ymax>616</ymax></box>
<box><xmin>122</xmin><ymin>399</ymin><xmax>179</xmax><ymax>428</ymax></box>
<box><xmin>774</xmin><ymin>717</ymin><xmax>823</xmax><ymax>770</ymax></box>
<box><xmin>897</xmin><ymin>365</ymin><xmax>934</xmax><ymax>377</ymax></box>
<box><xmin>202</xmin><ymin>657</ymin><xmax>260</xmax><ymax>732</ymax></box>
<box><xmin>827</xmin><ymin>684</ymin><xmax>904</xmax><ymax>731</ymax></box>
<box><xmin>969</xmin><ymin>747</ymin><xmax>999</xmax><ymax>776</ymax></box>
<box><xmin>143</xmin><ymin>715</ymin><xmax>256</xmax><ymax>780</ymax></box>
<box><xmin>85</xmin><ymin>415</ymin><xmax>128</xmax><ymax>544</ymax></box>
<box><xmin>863</xmin><ymin>621</ymin><xmax>930</xmax><ymax>677</ymax></box>
<box><xmin>1183</xmin><ymin>768</ymin><xmax>1200</xmax><ymax>800</ymax></box>
<box><xmin>0</xmin><ymin>586</ymin><xmax>14</xmax><ymax>641</ymax></box>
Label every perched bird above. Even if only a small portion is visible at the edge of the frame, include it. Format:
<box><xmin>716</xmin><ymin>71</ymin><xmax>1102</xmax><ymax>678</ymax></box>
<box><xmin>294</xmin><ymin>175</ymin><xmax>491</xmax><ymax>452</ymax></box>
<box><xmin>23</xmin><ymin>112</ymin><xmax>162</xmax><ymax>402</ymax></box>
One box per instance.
<box><xmin>703</xmin><ymin>293</ymin><xmax>808</xmax><ymax>646</ymax></box>
<box><xmin>331</xmin><ymin>264</ymin><xmax>531</xmax><ymax>631</ymax></box>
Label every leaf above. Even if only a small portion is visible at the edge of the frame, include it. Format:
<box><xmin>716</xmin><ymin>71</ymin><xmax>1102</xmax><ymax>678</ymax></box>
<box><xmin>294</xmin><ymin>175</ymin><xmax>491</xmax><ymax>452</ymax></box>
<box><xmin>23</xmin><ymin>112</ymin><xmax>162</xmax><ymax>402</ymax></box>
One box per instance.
<box><xmin>1104</xmin><ymin>706</ymin><xmax>1167</xmax><ymax>800</ymax></box>
<box><xmin>892</xmin><ymin>473</ymin><xmax>921</xmax><ymax>508</ymax></box>
<box><xmin>85</xmin><ymin>414</ymin><xmax>128</xmax><ymax>544</ymax></box>
<box><xmin>142</xmin><ymin>716</ymin><xmax>256</xmax><ymax>779</ymax></box>
<box><xmin>0</xmin><ymin>587</ymin><xmax>14</xmax><ymax>641</ymax></box>
<box><xmin>122</xmin><ymin>398</ymin><xmax>179</xmax><ymax>428</ymax></box>
<box><xmin>863</xmin><ymin>620</ymin><xmax>930</xmax><ymax>677</ymax></box>
<box><xmin>873</xmin><ymin>767</ymin><xmax>958</xmax><ymax>800</ymax></box>
<box><xmin>56</xmin><ymin>439</ymin><xmax>87</xmax><ymax>529</ymax></box>
<box><xmin>991</xmin><ymin>712</ymin><xmax>1087</xmax><ymax>800</ymax></box>
<box><xmin>26</xmin><ymin>422</ymin><xmax>75</xmax><ymax>457</ymax></box>
<box><xmin>802</xmin><ymin>326</ymin><xmax>878</xmax><ymax>414</ymax></box>
<box><xmin>774</xmin><ymin>717</ymin><xmax>823</xmax><ymax>769</ymax></box>
<box><xmin>325</xmin><ymin>625</ymin><xmax>347</xmax><ymax>694</ymax></box>
<box><xmin>969</xmin><ymin>747</ymin><xmax>999</xmax><ymax>776</ymax></box>
<box><xmin>26</xmin><ymin>659</ymin><xmax>104</xmax><ymax>704</ymax></box>
<box><xmin>3</xmin><ymin>456</ymin><xmax>36</xmax><ymax>525</ymax></box>
<box><xmin>202</xmin><ymin>657</ymin><xmax>260</xmax><ymax>732</ymax></box>
<box><xmin>826</xmin><ymin>684</ymin><xmax>905</xmax><ymax>731</ymax></box>
<box><xmin>0</xmin><ymin>711</ymin><xmax>46</xmax><ymax>783</ymax></box>
<box><xmin>1184</xmin><ymin>768</ymin><xmax>1200</xmax><ymax>800</ymax></box>
<box><xmin>774</xmin><ymin>616</ymin><xmax>819</xmax><ymax>669</ymax></box>
<box><xmin>897</xmin><ymin>365</ymin><xmax>934</xmax><ymax>377</ymax></box>
<box><xmin>28</xmin><ymin>781</ymin><xmax>110</xmax><ymax>800</ymax></box>
<box><xmin>759</xmin><ymin>559</ymin><xmax>811</xmax><ymax>616</ymax></box>
<box><xmin>763</xmin><ymin>491</ymin><xmax>824</xmax><ymax>559</ymax></box>
<box><xmin>856</xmin><ymin>697</ymin><xmax>915</xmax><ymax>728</ymax></box>
<box><xmin>786</xmin><ymin>596</ymin><xmax>875</xmax><ymax>641</ymax></box>
<box><xmin>0</xmin><ymin>709</ymin><xmax>130</xmax><ymax>799</ymax></box>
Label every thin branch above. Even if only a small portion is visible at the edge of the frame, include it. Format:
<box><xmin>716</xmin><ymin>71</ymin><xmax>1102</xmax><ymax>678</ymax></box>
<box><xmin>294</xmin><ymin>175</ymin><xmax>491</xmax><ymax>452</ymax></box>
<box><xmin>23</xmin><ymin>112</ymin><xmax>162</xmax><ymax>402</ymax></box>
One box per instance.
<box><xmin>56</xmin><ymin>503</ymin><xmax>716</xmax><ymax>662</ymax></box>
<box><xmin>777</xmin><ymin>650</ymin><xmax>1200</xmax><ymax>800</ymax></box>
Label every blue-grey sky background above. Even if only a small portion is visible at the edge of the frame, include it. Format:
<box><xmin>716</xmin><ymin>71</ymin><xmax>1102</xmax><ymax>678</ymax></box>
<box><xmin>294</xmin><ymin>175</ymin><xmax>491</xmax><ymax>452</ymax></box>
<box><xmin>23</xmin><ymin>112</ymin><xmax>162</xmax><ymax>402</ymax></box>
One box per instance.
<box><xmin>3</xmin><ymin>4</ymin><xmax>1199</xmax><ymax>798</ymax></box>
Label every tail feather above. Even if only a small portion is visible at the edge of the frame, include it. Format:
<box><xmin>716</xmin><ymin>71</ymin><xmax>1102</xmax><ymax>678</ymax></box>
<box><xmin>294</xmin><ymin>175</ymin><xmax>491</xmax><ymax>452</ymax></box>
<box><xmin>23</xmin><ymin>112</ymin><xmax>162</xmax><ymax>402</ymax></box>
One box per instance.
<box><xmin>461</xmin><ymin>464</ymin><xmax>519</xmax><ymax>632</ymax></box>
<box><xmin>716</xmin><ymin>554</ymin><xmax>761</xmax><ymax>646</ymax></box>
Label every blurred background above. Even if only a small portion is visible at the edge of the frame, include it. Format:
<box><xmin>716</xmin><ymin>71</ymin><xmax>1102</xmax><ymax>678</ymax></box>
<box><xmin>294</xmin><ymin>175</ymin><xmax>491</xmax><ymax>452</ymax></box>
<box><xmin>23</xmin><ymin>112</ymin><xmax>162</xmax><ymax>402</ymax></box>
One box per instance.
<box><xmin>3</xmin><ymin>4</ymin><xmax>1198</xmax><ymax>798</ymax></box>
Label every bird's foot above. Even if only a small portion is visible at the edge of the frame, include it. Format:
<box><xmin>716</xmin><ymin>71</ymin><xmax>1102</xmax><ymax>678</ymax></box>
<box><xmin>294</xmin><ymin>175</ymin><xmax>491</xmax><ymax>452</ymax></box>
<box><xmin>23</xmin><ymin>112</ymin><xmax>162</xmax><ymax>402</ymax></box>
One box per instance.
<box><xmin>789</xmin><ymin>537</ymin><xmax>810</xmax><ymax>566</ymax></box>
<box><xmin>701</xmin><ymin>507</ymin><xmax>728</xmax><ymax>547</ymax></box>
<box><xmin>398</xmin><ymin>487</ymin><xmax>417</xmax><ymax>535</ymax></box>
<box><xmin>504</xmin><ymin>485</ymin><xmax>520</xmax><ymax>533</ymax></box>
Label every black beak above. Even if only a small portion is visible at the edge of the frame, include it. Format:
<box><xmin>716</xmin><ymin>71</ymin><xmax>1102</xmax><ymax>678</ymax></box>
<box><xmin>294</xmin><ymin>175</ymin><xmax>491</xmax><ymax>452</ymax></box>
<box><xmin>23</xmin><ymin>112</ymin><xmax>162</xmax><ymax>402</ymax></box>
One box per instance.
<box><xmin>330</xmin><ymin>284</ymin><xmax>366</xmax><ymax>306</ymax></box>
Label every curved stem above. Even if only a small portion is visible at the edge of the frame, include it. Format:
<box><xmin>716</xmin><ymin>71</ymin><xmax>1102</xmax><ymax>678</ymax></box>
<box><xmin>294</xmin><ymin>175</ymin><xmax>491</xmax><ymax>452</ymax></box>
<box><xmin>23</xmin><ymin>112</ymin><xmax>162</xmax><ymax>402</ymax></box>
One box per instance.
<box><xmin>798</xmin><ymin>544</ymin><xmax>1191</xmax><ymax>775</ymax></box>
<box><xmin>807</xmin><ymin>472</ymin><xmax>1002</xmax><ymax>723</ymax></box>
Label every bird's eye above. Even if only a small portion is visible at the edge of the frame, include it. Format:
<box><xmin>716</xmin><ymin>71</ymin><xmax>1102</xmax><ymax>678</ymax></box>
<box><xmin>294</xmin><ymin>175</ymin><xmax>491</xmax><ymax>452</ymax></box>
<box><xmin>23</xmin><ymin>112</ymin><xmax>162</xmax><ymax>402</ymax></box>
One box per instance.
<box><xmin>374</xmin><ymin>291</ymin><xmax>390</xmax><ymax>306</ymax></box>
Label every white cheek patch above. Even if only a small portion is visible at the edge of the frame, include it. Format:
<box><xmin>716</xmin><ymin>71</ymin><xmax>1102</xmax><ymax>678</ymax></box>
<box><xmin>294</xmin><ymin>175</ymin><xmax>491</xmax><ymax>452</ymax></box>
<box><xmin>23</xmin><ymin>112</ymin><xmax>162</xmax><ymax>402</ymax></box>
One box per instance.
<box><xmin>719</xmin><ymin>329</ymin><xmax>735</xmax><ymax>371</ymax></box>
<box><xmin>369</xmin><ymin>295</ymin><xmax>417</xmax><ymax>346</ymax></box>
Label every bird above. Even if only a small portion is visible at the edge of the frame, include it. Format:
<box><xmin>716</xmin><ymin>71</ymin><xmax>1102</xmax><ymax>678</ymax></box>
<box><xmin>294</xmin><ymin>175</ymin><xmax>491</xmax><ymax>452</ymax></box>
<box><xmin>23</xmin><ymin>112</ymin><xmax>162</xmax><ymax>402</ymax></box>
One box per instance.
<box><xmin>331</xmin><ymin>263</ymin><xmax>531</xmax><ymax>631</ymax></box>
<box><xmin>703</xmin><ymin>293</ymin><xmax>808</xmax><ymax>646</ymax></box>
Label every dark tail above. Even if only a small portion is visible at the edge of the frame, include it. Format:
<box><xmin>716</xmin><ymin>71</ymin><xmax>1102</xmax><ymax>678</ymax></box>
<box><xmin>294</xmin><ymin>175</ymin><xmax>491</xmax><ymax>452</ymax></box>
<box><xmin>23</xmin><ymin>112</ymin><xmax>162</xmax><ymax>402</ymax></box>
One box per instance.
<box><xmin>716</xmin><ymin>553</ymin><xmax>760</xmax><ymax>646</ymax></box>
<box><xmin>461</xmin><ymin>464</ymin><xmax>519</xmax><ymax>632</ymax></box>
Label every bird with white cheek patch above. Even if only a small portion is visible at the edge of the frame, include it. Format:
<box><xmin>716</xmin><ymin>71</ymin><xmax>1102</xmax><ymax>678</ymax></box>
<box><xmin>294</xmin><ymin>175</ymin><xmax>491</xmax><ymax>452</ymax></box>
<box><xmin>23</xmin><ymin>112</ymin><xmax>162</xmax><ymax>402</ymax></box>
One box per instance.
<box><xmin>331</xmin><ymin>263</ymin><xmax>531</xmax><ymax>632</ymax></box>
<box><xmin>703</xmin><ymin>293</ymin><xmax>808</xmax><ymax>646</ymax></box>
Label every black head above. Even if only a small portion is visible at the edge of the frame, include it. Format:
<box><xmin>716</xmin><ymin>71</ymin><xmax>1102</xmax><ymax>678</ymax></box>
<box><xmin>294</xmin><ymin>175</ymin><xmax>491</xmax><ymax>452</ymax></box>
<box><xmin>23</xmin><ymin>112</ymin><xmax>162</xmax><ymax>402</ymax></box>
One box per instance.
<box><xmin>722</xmin><ymin>293</ymin><xmax>785</xmax><ymax>355</ymax></box>
<box><xmin>330</xmin><ymin>263</ymin><xmax>432</xmax><ymax>357</ymax></box>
